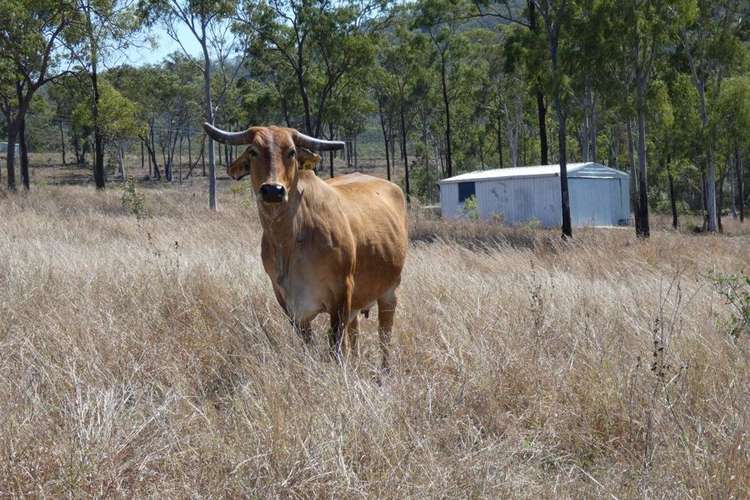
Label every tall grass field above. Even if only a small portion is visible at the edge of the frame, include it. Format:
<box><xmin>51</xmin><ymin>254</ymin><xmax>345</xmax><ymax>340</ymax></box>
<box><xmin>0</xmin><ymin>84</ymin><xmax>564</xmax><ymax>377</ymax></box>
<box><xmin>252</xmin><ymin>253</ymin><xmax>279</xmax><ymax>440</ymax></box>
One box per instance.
<box><xmin>1</xmin><ymin>182</ymin><xmax>748</xmax><ymax>497</ymax></box>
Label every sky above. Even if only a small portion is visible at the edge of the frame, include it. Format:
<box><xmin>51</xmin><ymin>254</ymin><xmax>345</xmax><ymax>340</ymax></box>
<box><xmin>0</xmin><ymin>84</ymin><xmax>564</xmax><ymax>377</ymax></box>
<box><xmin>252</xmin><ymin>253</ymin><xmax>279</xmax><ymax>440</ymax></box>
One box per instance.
<box><xmin>120</xmin><ymin>24</ymin><xmax>204</xmax><ymax>67</ymax></box>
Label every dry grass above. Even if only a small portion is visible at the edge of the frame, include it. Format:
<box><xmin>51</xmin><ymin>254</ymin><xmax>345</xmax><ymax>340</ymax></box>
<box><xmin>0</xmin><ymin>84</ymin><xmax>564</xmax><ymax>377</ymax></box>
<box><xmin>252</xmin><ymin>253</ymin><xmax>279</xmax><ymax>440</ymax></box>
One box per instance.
<box><xmin>0</xmin><ymin>181</ymin><xmax>748</xmax><ymax>498</ymax></box>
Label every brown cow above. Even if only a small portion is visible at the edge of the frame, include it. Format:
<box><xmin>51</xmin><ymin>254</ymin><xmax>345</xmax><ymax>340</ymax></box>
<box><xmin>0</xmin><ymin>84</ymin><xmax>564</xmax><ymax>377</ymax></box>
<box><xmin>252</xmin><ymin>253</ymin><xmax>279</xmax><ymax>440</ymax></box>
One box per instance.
<box><xmin>204</xmin><ymin>123</ymin><xmax>408</xmax><ymax>369</ymax></box>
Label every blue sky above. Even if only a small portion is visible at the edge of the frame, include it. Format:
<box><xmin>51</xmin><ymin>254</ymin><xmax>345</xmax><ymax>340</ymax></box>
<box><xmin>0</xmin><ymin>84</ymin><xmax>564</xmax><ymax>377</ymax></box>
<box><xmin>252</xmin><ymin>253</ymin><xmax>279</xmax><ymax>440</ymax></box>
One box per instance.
<box><xmin>120</xmin><ymin>24</ymin><xmax>204</xmax><ymax>67</ymax></box>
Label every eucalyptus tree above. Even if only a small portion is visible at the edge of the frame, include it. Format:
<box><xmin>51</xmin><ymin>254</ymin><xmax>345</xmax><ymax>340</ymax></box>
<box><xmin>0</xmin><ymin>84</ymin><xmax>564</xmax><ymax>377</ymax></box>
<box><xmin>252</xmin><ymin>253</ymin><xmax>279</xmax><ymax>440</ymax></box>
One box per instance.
<box><xmin>237</xmin><ymin>0</ymin><xmax>381</xmax><ymax>138</ymax></box>
<box><xmin>413</xmin><ymin>0</ymin><xmax>474</xmax><ymax>179</ymax></box>
<box><xmin>716</xmin><ymin>76</ymin><xmax>750</xmax><ymax>223</ymax></box>
<box><xmin>533</xmin><ymin>0</ymin><xmax>572</xmax><ymax>237</ymax></box>
<box><xmin>607</xmin><ymin>0</ymin><xmax>697</xmax><ymax>237</ymax></box>
<box><xmin>141</xmin><ymin>0</ymin><xmax>238</xmax><ymax>208</ymax></box>
<box><xmin>0</xmin><ymin>0</ymin><xmax>75</xmax><ymax>190</ymax></box>
<box><xmin>378</xmin><ymin>23</ymin><xmax>428</xmax><ymax>201</ymax></box>
<box><xmin>66</xmin><ymin>0</ymin><xmax>143</xmax><ymax>189</ymax></box>
<box><xmin>679</xmin><ymin>0</ymin><xmax>747</xmax><ymax>232</ymax></box>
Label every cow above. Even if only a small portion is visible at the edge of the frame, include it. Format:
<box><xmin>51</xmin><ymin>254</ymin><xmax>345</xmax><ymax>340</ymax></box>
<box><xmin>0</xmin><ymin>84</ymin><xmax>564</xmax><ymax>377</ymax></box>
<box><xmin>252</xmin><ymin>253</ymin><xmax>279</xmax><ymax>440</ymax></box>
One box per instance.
<box><xmin>204</xmin><ymin>122</ymin><xmax>408</xmax><ymax>370</ymax></box>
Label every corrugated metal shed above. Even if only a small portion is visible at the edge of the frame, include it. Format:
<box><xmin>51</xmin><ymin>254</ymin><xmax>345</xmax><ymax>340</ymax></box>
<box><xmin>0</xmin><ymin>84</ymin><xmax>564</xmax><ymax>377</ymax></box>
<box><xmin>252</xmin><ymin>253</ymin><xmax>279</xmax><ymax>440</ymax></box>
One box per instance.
<box><xmin>439</xmin><ymin>162</ymin><xmax>630</xmax><ymax>227</ymax></box>
<box><xmin>0</xmin><ymin>142</ymin><xmax>20</xmax><ymax>156</ymax></box>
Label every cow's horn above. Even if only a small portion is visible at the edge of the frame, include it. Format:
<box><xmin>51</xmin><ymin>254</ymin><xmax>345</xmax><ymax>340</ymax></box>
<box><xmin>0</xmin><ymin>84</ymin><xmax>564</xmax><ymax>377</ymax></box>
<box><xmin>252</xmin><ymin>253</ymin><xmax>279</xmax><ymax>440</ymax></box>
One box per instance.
<box><xmin>293</xmin><ymin>131</ymin><xmax>346</xmax><ymax>151</ymax></box>
<box><xmin>203</xmin><ymin>122</ymin><xmax>254</xmax><ymax>145</ymax></box>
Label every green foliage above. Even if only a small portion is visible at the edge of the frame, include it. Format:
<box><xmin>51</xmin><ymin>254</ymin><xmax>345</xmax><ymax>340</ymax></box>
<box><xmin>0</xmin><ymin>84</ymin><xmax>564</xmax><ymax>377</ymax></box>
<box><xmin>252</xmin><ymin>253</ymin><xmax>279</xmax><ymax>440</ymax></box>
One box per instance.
<box><xmin>121</xmin><ymin>176</ymin><xmax>147</xmax><ymax>218</ymax></box>
<box><xmin>462</xmin><ymin>194</ymin><xmax>479</xmax><ymax>221</ymax></box>
<box><xmin>72</xmin><ymin>79</ymin><xmax>143</xmax><ymax>141</ymax></box>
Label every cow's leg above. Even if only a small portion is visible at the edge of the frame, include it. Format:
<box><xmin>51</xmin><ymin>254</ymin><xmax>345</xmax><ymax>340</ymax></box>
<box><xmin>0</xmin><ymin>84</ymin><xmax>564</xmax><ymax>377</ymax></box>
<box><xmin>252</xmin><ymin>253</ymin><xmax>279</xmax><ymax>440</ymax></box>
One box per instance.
<box><xmin>297</xmin><ymin>320</ymin><xmax>313</xmax><ymax>345</ymax></box>
<box><xmin>329</xmin><ymin>279</ymin><xmax>353</xmax><ymax>362</ymax></box>
<box><xmin>346</xmin><ymin>312</ymin><xmax>360</xmax><ymax>357</ymax></box>
<box><xmin>328</xmin><ymin>310</ymin><xmax>345</xmax><ymax>361</ymax></box>
<box><xmin>377</xmin><ymin>287</ymin><xmax>398</xmax><ymax>372</ymax></box>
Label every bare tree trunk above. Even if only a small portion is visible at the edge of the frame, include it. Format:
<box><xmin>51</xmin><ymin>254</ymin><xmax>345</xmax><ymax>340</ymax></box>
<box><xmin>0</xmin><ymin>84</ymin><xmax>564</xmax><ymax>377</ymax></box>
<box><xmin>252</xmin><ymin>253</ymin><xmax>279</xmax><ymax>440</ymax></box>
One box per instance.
<box><xmin>6</xmin><ymin>121</ymin><xmax>17</xmax><ymax>191</ymax></box>
<box><xmin>706</xmin><ymin>149</ymin><xmax>718</xmax><ymax>232</ymax></box>
<box><xmin>668</xmin><ymin>160</ymin><xmax>678</xmax><ymax>229</ymax></box>
<box><xmin>59</xmin><ymin>119</ymin><xmax>66</xmax><ymax>165</ymax></box>
<box><xmin>528</xmin><ymin>1</ymin><xmax>548</xmax><ymax>165</ymax></box>
<box><xmin>555</xmin><ymin>95</ymin><xmax>572</xmax><ymax>238</ymax></box>
<box><xmin>353</xmin><ymin>136</ymin><xmax>358</xmax><ymax>170</ymax></box>
<box><xmin>202</xmin><ymin>34</ymin><xmax>217</xmax><ymax>210</ymax></box>
<box><xmin>635</xmin><ymin>83</ymin><xmax>650</xmax><ymax>237</ymax></box>
<box><xmin>496</xmin><ymin>111</ymin><xmax>504</xmax><ymax>168</ymax></box>
<box><xmin>378</xmin><ymin>98</ymin><xmax>391</xmax><ymax>181</ymax></box>
<box><xmin>179</xmin><ymin>134</ymin><xmax>183</xmax><ymax>184</ymax></box>
<box><xmin>590</xmin><ymin>94</ymin><xmax>597</xmax><ymax>163</ymax></box>
<box><xmin>187</xmin><ymin>130</ymin><xmax>192</xmax><ymax>175</ymax></box>
<box><xmin>91</xmin><ymin>55</ymin><xmax>105</xmax><ymax>190</ymax></box>
<box><xmin>19</xmin><ymin>115</ymin><xmax>30</xmax><ymax>190</ymax></box>
<box><xmin>201</xmin><ymin>135</ymin><xmax>206</xmax><ymax>177</ymax></box>
<box><xmin>736</xmin><ymin>143</ymin><xmax>744</xmax><ymax>222</ymax></box>
<box><xmin>718</xmin><ymin>169</ymin><xmax>726</xmax><ymax>233</ymax></box>
<box><xmin>328</xmin><ymin>122</ymin><xmax>335</xmax><ymax>178</ymax></box>
<box><xmin>140</xmin><ymin>139</ymin><xmax>144</xmax><ymax>174</ymax></box>
<box><xmin>400</xmin><ymin>101</ymin><xmax>410</xmax><ymax>202</ymax></box>
<box><xmin>627</xmin><ymin>119</ymin><xmax>640</xmax><ymax>229</ymax></box>
<box><xmin>73</xmin><ymin>132</ymin><xmax>82</xmax><ymax>166</ymax></box>
<box><xmin>439</xmin><ymin>50</ymin><xmax>453</xmax><ymax>178</ymax></box>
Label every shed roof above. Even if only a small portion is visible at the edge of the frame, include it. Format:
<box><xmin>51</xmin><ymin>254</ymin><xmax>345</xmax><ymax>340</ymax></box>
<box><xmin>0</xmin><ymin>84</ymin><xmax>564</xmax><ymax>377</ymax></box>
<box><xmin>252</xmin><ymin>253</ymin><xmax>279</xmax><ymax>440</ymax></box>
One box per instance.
<box><xmin>438</xmin><ymin>162</ymin><xmax>628</xmax><ymax>184</ymax></box>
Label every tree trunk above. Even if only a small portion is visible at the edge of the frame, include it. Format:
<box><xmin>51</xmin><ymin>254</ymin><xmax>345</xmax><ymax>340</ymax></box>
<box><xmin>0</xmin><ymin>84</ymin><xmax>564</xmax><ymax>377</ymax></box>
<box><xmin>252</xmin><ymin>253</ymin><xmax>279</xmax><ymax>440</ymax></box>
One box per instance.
<box><xmin>536</xmin><ymin>91</ymin><xmax>548</xmax><ymax>165</ymax></box>
<box><xmin>717</xmin><ymin>169</ymin><xmax>726</xmax><ymax>233</ymax></box>
<box><xmin>555</xmin><ymin>96</ymin><xmax>572</xmax><ymax>238</ymax></box>
<box><xmin>140</xmin><ymin>139</ymin><xmax>144</xmax><ymax>174</ymax></box>
<box><xmin>328</xmin><ymin>122</ymin><xmax>335</xmax><ymax>178</ymax></box>
<box><xmin>400</xmin><ymin>101</ymin><xmax>410</xmax><ymax>202</ymax></box>
<box><xmin>590</xmin><ymin>94</ymin><xmax>597</xmax><ymax>163</ymax></box>
<box><xmin>528</xmin><ymin>1</ymin><xmax>548</xmax><ymax>165</ymax></box>
<box><xmin>635</xmin><ymin>84</ymin><xmax>650</xmax><ymax>238</ymax></box>
<box><xmin>19</xmin><ymin>115</ymin><xmax>30</xmax><ymax>190</ymax></box>
<box><xmin>668</xmin><ymin>165</ymin><xmax>678</xmax><ymax>229</ymax></box>
<box><xmin>201</xmin><ymin>135</ymin><xmax>206</xmax><ymax>177</ymax></box>
<box><xmin>6</xmin><ymin>121</ymin><xmax>17</xmax><ymax>191</ymax></box>
<box><xmin>496</xmin><ymin>111</ymin><xmax>504</xmax><ymax>168</ymax></box>
<box><xmin>202</xmin><ymin>34</ymin><xmax>217</xmax><ymax>210</ymax></box>
<box><xmin>353</xmin><ymin>136</ymin><xmax>358</xmax><ymax>170</ymax></box>
<box><xmin>626</xmin><ymin>119</ymin><xmax>640</xmax><ymax>229</ymax></box>
<box><xmin>59</xmin><ymin>119</ymin><xmax>66</xmax><ymax>165</ymax></box>
<box><xmin>736</xmin><ymin>143</ymin><xmax>744</xmax><ymax>222</ymax></box>
<box><xmin>91</xmin><ymin>55</ymin><xmax>105</xmax><ymax>189</ymax></box>
<box><xmin>705</xmin><ymin>149</ymin><xmax>718</xmax><ymax>232</ymax></box>
<box><xmin>73</xmin><ymin>132</ymin><xmax>82</xmax><ymax>165</ymax></box>
<box><xmin>439</xmin><ymin>51</ymin><xmax>453</xmax><ymax>178</ymax></box>
<box><xmin>179</xmin><ymin>134</ymin><xmax>183</xmax><ymax>184</ymax></box>
<box><xmin>378</xmin><ymin>99</ymin><xmax>391</xmax><ymax>181</ymax></box>
<box><xmin>187</xmin><ymin>130</ymin><xmax>192</xmax><ymax>176</ymax></box>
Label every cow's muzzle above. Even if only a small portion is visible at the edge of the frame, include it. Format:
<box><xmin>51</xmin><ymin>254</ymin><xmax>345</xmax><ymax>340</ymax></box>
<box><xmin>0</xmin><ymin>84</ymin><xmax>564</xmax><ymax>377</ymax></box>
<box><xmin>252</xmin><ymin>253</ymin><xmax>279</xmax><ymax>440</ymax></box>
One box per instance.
<box><xmin>259</xmin><ymin>183</ymin><xmax>286</xmax><ymax>203</ymax></box>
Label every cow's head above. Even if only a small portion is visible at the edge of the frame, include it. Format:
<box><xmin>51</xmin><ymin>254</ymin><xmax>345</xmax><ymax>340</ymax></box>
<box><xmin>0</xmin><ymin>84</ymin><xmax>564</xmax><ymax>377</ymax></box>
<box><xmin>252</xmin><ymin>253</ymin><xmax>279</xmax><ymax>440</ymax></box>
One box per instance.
<box><xmin>203</xmin><ymin>123</ymin><xmax>345</xmax><ymax>204</ymax></box>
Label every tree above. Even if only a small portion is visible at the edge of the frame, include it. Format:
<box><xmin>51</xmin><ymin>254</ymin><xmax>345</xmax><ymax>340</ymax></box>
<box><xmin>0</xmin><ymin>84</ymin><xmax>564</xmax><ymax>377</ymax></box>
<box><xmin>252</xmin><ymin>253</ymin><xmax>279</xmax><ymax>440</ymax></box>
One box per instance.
<box><xmin>67</xmin><ymin>0</ymin><xmax>142</xmax><ymax>189</ymax></box>
<box><xmin>610</xmin><ymin>0</ymin><xmax>696</xmax><ymax>238</ymax></box>
<box><xmin>0</xmin><ymin>0</ymin><xmax>74</xmax><ymax>190</ymax></box>
<box><xmin>679</xmin><ymin>0</ymin><xmax>747</xmax><ymax>232</ymax></box>
<box><xmin>716</xmin><ymin>77</ymin><xmax>750</xmax><ymax>223</ymax></box>
<box><xmin>143</xmin><ymin>0</ymin><xmax>238</xmax><ymax>208</ymax></box>
<box><xmin>534</xmin><ymin>0</ymin><xmax>572</xmax><ymax>238</ymax></box>
<box><xmin>237</xmin><ymin>0</ymin><xmax>380</xmax><ymax>138</ymax></box>
<box><xmin>413</xmin><ymin>0</ymin><xmax>473</xmax><ymax>179</ymax></box>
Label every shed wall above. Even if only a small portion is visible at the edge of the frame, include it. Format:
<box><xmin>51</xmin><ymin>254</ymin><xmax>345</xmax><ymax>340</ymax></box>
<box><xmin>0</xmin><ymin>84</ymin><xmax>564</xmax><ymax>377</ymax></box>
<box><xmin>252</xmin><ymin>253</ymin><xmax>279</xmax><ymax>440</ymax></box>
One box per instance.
<box><xmin>439</xmin><ymin>183</ymin><xmax>461</xmax><ymax>218</ymax></box>
<box><xmin>476</xmin><ymin>177</ymin><xmax>561</xmax><ymax>227</ymax></box>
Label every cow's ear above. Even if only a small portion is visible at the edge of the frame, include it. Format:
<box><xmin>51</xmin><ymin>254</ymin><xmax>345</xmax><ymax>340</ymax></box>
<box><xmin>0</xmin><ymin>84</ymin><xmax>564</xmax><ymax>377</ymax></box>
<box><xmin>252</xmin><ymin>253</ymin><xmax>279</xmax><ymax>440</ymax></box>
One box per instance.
<box><xmin>298</xmin><ymin>147</ymin><xmax>321</xmax><ymax>170</ymax></box>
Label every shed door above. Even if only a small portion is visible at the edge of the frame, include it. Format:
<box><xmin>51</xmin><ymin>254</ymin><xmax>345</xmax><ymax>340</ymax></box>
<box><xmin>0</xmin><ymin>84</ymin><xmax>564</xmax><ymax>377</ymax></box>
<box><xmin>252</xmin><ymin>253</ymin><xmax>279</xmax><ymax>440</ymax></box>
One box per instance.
<box><xmin>570</xmin><ymin>178</ymin><xmax>612</xmax><ymax>226</ymax></box>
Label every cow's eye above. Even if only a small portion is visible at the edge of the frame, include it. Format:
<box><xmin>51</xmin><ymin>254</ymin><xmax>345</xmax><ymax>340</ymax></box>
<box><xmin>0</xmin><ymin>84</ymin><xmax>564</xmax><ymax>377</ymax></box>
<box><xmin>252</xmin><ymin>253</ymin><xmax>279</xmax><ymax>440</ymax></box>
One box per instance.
<box><xmin>287</xmin><ymin>149</ymin><xmax>296</xmax><ymax>159</ymax></box>
<box><xmin>248</xmin><ymin>148</ymin><xmax>258</xmax><ymax>158</ymax></box>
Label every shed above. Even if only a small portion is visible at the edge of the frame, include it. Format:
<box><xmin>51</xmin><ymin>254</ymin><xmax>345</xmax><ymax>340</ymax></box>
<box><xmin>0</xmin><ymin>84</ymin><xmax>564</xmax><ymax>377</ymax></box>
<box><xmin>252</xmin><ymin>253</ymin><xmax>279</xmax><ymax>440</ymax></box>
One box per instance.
<box><xmin>0</xmin><ymin>142</ymin><xmax>20</xmax><ymax>157</ymax></box>
<box><xmin>438</xmin><ymin>162</ymin><xmax>630</xmax><ymax>227</ymax></box>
